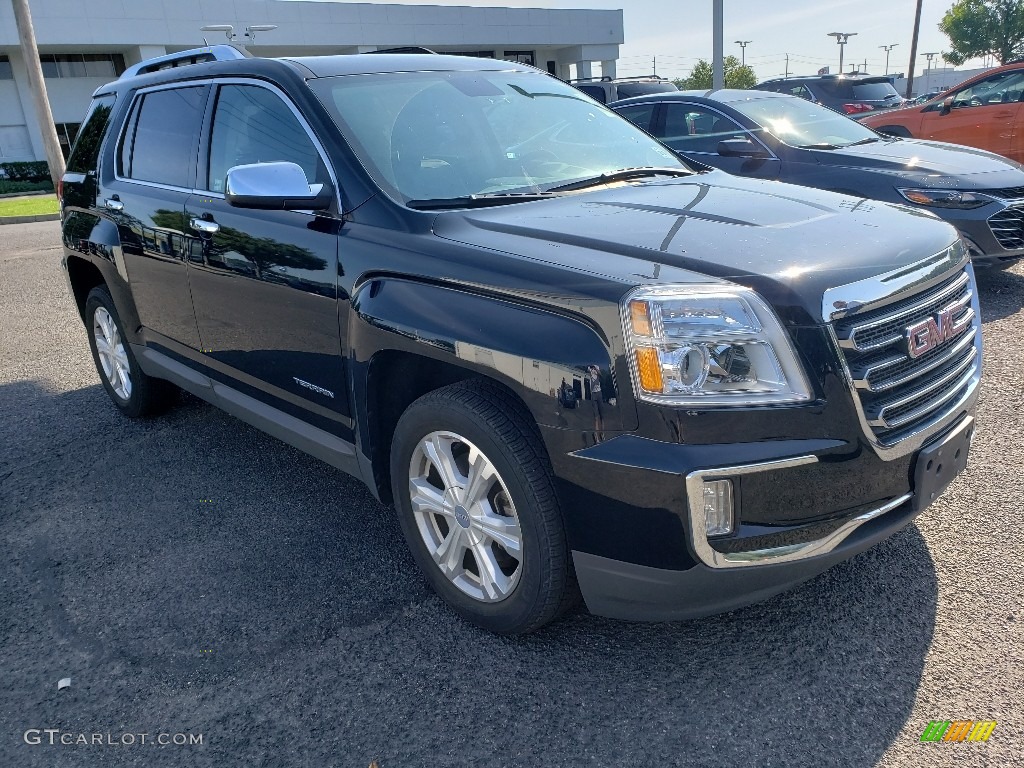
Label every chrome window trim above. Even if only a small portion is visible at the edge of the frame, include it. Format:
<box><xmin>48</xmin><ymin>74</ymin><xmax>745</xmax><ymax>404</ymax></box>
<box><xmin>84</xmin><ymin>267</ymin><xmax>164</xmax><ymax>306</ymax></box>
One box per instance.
<box><xmin>112</xmin><ymin>78</ymin><xmax>342</xmax><ymax>212</ymax></box>
<box><xmin>684</xmin><ymin>455</ymin><xmax>915</xmax><ymax>568</ymax></box>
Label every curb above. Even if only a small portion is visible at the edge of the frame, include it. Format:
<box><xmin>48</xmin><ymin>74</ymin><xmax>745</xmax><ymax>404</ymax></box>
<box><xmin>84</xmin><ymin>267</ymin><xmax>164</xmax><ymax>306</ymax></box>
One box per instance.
<box><xmin>0</xmin><ymin>213</ymin><xmax>60</xmax><ymax>225</ymax></box>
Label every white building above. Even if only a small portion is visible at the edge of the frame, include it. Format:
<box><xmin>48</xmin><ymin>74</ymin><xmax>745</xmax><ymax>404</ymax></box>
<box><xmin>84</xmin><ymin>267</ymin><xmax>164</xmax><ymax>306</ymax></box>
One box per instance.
<box><xmin>0</xmin><ymin>0</ymin><xmax>624</xmax><ymax>162</ymax></box>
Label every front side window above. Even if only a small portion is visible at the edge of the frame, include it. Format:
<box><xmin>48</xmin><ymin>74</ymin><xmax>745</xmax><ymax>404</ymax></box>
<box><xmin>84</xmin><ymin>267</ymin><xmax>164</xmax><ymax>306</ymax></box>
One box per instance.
<box><xmin>730</xmin><ymin>94</ymin><xmax>880</xmax><ymax>148</ymax></box>
<box><xmin>310</xmin><ymin>69</ymin><xmax>684</xmax><ymax>204</ymax></box>
<box><xmin>951</xmin><ymin>71</ymin><xmax>1024</xmax><ymax>108</ymax></box>
<box><xmin>207</xmin><ymin>85</ymin><xmax>322</xmax><ymax>193</ymax></box>
<box><xmin>660</xmin><ymin>104</ymin><xmax>746</xmax><ymax>153</ymax></box>
<box><xmin>120</xmin><ymin>86</ymin><xmax>206</xmax><ymax>188</ymax></box>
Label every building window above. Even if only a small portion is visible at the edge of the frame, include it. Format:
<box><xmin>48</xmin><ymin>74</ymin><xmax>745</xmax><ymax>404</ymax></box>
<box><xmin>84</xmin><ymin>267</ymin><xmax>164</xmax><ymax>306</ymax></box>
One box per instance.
<box><xmin>503</xmin><ymin>51</ymin><xmax>535</xmax><ymax>65</ymax></box>
<box><xmin>40</xmin><ymin>53</ymin><xmax>126</xmax><ymax>79</ymax></box>
<box><xmin>55</xmin><ymin>123</ymin><xmax>81</xmax><ymax>159</ymax></box>
<box><xmin>0</xmin><ymin>55</ymin><xmax>12</xmax><ymax>80</ymax></box>
<box><xmin>445</xmin><ymin>50</ymin><xmax>495</xmax><ymax>59</ymax></box>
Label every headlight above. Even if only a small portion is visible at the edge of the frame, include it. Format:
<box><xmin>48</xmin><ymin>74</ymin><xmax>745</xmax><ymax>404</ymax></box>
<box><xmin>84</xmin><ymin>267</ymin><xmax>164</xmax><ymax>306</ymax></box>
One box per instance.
<box><xmin>897</xmin><ymin>188</ymin><xmax>990</xmax><ymax>209</ymax></box>
<box><xmin>622</xmin><ymin>285</ymin><xmax>813</xmax><ymax>406</ymax></box>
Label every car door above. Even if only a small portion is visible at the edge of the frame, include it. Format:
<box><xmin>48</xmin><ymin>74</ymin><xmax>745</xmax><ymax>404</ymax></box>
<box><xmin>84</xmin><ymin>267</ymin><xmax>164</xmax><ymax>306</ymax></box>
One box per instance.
<box><xmin>922</xmin><ymin>70</ymin><xmax>1024</xmax><ymax>161</ymax></box>
<box><xmin>183</xmin><ymin>81</ymin><xmax>350</xmax><ymax>433</ymax></box>
<box><xmin>103</xmin><ymin>83</ymin><xmax>209</xmax><ymax>349</ymax></box>
<box><xmin>654</xmin><ymin>102</ymin><xmax>781</xmax><ymax>178</ymax></box>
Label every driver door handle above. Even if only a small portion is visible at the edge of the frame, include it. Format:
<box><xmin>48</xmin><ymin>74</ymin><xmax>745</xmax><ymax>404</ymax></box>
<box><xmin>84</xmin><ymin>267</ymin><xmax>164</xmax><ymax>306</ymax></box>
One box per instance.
<box><xmin>190</xmin><ymin>217</ymin><xmax>220</xmax><ymax>235</ymax></box>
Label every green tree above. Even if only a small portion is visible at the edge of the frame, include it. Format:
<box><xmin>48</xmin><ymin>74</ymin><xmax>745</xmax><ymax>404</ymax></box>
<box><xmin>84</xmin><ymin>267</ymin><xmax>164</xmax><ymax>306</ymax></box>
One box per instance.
<box><xmin>682</xmin><ymin>56</ymin><xmax>757</xmax><ymax>90</ymax></box>
<box><xmin>940</xmin><ymin>0</ymin><xmax>1024</xmax><ymax>65</ymax></box>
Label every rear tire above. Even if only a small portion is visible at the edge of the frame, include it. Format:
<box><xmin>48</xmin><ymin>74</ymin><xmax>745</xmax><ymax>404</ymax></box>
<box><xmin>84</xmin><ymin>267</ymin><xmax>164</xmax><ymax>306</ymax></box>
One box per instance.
<box><xmin>85</xmin><ymin>285</ymin><xmax>177</xmax><ymax>418</ymax></box>
<box><xmin>390</xmin><ymin>380</ymin><xmax>578</xmax><ymax>634</ymax></box>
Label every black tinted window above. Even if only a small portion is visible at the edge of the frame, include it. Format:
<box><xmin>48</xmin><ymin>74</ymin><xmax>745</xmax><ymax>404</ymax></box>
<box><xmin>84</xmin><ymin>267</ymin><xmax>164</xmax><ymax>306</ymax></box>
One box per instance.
<box><xmin>576</xmin><ymin>84</ymin><xmax>607</xmax><ymax>103</ymax></box>
<box><xmin>122</xmin><ymin>87</ymin><xmax>206</xmax><ymax>188</ymax></box>
<box><xmin>207</xmin><ymin>85</ymin><xmax>321</xmax><ymax>193</ymax></box>
<box><xmin>615</xmin><ymin>103</ymin><xmax>657</xmax><ymax>132</ymax></box>
<box><xmin>67</xmin><ymin>94</ymin><xmax>115</xmax><ymax>173</ymax></box>
<box><xmin>615</xmin><ymin>82</ymin><xmax>678</xmax><ymax>99</ymax></box>
<box><xmin>661</xmin><ymin>104</ymin><xmax>745</xmax><ymax>153</ymax></box>
<box><xmin>852</xmin><ymin>82</ymin><xmax>900</xmax><ymax>100</ymax></box>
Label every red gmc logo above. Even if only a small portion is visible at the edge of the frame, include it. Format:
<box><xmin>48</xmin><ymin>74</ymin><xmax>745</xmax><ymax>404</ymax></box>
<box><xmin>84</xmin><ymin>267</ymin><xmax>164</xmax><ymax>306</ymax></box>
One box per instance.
<box><xmin>905</xmin><ymin>296</ymin><xmax>973</xmax><ymax>359</ymax></box>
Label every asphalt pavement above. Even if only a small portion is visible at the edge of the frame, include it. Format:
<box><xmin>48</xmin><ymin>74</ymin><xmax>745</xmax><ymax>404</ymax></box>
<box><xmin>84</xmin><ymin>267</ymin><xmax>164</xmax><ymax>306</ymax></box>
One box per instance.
<box><xmin>1</xmin><ymin>220</ymin><xmax>1021</xmax><ymax>768</ymax></box>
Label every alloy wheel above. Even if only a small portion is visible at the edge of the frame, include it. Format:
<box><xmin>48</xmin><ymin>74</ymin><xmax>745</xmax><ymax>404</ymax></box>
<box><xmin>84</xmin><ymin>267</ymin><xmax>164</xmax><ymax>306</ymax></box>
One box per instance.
<box><xmin>93</xmin><ymin>306</ymin><xmax>132</xmax><ymax>400</ymax></box>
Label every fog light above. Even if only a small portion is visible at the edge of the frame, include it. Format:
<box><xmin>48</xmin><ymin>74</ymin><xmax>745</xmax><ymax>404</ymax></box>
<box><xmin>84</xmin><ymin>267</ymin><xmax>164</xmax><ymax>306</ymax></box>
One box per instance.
<box><xmin>703</xmin><ymin>479</ymin><xmax>734</xmax><ymax>537</ymax></box>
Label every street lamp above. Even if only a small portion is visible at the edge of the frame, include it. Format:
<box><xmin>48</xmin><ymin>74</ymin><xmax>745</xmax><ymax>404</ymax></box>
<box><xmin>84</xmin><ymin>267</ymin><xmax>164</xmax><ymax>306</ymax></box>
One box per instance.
<box><xmin>921</xmin><ymin>51</ymin><xmax>940</xmax><ymax>72</ymax></box>
<box><xmin>880</xmin><ymin>43</ymin><xmax>898</xmax><ymax>75</ymax></box>
<box><xmin>735</xmin><ymin>40</ymin><xmax>751</xmax><ymax>67</ymax></box>
<box><xmin>827</xmin><ymin>32</ymin><xmax>857</xmax><ymax>75</ymax></box>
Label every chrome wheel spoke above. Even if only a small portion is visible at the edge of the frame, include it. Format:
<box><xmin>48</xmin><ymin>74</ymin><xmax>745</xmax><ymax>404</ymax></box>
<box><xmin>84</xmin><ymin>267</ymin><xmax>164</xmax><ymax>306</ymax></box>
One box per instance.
<box><xmin>433</xmin><ymin>527</ymin><xmax>466</xmax><ymax>577</ymax></box>
<box><xmin>463</xmin><ymin>447</ymin><xmax>498</xmax><ymax>508</ymax></box>
<box><xmin>424</xmin><ymin>434</ymin><xmax>463</xmax><ymax>491</ymax></box>
<box><xmin>93</xmin><ymin>306</ymin><xmax>132</xmax><ymax>399</ymax></box>
<box><xmin>409</xmin><ymin>478</ymin><xmax>452</xmax><ymax>517</ymax></box>
<box><xmin>474</xmin><ymin>512</ymin><xmax>522</xmax><ymax>557</ymax></box>
<box><xmin>471</xmin><ymin>541</ymin><xmax>513</xmax><ymax>600</ymax></box>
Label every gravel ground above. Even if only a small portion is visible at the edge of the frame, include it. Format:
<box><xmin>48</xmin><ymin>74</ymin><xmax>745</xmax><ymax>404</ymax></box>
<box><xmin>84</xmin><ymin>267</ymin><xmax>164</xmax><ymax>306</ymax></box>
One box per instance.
<box><xmin>1</xmin><ymin>220</ymin><xmax>1021</xmax><ymax>768</ymax></box>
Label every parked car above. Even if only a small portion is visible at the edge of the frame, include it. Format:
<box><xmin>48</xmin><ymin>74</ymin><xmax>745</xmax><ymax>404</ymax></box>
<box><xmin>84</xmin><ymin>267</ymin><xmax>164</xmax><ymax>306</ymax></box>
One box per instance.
<box><xmin>570</xmin><ymin>74</ymin><xmax>677</xmax><ymax>104</ymax></box>
<box><xmin>612</xmin><ymin>89</ymin><xmax>1024</xmax><ymax>268</ymax></box>
<box><xmin>61</xmin><ymin>46</ymin><xmax>980</xmax><ymax>634</ymax></box>
<box><xmin>908</xmin><ymin>90</ymin><xmax>943</xmax><ymax>106</ymax></box>
<box><xmin>754</xmin><ymin>73</ymin><xmax>904</xmax><ymax>115</ymax></box>
<box><xmin>861</xmin><ymin>61</ymin><xmax>1024</xmax><ymax>164</ymax></box>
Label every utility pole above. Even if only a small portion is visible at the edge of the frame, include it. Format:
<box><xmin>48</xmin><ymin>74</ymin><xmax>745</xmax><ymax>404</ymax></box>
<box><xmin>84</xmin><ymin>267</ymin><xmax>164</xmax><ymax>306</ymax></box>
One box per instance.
<box><xmin>712</xmin><ymin>0</ymin><xmax>724</xmax><ymax>89</ymax></box>
<box><xmin>880</xmin><ymin>43</ymin><xmax>898</xmax><ymax>75</ymax></box>
<box><xmin>906</xmin><ymin>0</ymin><xmax>923</xmax><ymax>98</ymax></box>
<box><xmin>652</xmin><ymin>55</ymin><xmax>656</xmax><ymax>76</ymax></box>
<box><xmin>921</xmin><ymin>51</ymin><xmax>940</xmax><ymax>72</ymax></box>
<box><xmin>735</xmin><ymin>40</ymin><xmax>751</xmax><ymax>67</ymax></box>
<box><xmin>785</xmin><ymin>53</ymin><xmax>789</xmax><ymax>79</ymax></box>
<box><xmin>827</xmin><ymin>32</ymin><xmax>857</xmax><ymax>75</ymax></box>
<box><xmin>12</xmin><ymin>0</ymin><xmax>65</xmax><ymax>192</ymax></box>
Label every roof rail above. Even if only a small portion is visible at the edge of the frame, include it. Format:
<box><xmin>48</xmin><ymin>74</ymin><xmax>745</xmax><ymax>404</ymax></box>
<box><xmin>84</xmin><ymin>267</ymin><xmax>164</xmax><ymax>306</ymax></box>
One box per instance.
<box><xmin>120</xmin><ymin>45</ymin><xmax>249</xmax><ymax>79</ymax></box>
<box><xmin>368</xmin><ymin>46</ymin><xmax>438</xmax><ymax>55</ymax></box>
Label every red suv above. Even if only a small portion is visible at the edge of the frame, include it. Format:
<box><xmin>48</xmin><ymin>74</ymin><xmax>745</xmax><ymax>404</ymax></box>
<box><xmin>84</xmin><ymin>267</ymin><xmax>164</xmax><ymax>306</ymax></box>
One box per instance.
<box><xmin>861</xmin><ymin>62</ymin><xmax>1024</xmax><ymax>163</ymax></box>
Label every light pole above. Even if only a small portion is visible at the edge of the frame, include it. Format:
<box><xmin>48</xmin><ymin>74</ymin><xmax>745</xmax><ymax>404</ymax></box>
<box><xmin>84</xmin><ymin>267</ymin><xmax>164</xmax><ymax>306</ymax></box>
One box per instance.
<box><xmin>921</xmin><ymin>51</ymin><xmax>940</xmax><ymax>72</ymax></box>
<box><xmin>827</xmin><ymin>32</ymin><xmax>857</xmax><ymax>75</ymax></box>
<box><xmin>735</xmin><ymin>40</ymin><xmax>751</xmax><ymax>67</ymax></box>
<box><xmin>880</xmin><ymin>43</ymin><xmax>898</xmax><ymax>75</ymax></box>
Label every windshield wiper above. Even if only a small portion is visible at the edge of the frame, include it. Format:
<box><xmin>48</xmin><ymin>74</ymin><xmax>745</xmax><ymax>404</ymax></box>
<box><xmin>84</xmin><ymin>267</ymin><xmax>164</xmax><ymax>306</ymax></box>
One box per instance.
<box><xmin>405</xmin><ymin>192</ymin><xmax>559</xmax><ymax>210</ymax></box>
<box><xmin>796</xmin><ymin>142</ymin><xmax>840</xmax><ymax>150</ymax></box>
<box><xmin>544</xmin><ymin>167</ymin><xmax>692</xmax><ymax>193</ymax></box>
<box><xmin>845</xmin><ymin>137</ymin><xmax>883</xmax><ymax>146</ymax></box>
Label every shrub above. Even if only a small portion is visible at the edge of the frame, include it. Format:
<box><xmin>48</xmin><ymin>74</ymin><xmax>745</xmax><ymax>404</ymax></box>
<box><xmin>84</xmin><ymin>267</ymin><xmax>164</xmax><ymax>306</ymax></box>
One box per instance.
<box><xmin>0</xmin><ymin>161</ymin><xmax>51</xmax><ymax>182</ymax></box>
<box><xmin>0</xmin><ymin>179</ymin><xmax>54</xmax><ymax>195</ymax></box>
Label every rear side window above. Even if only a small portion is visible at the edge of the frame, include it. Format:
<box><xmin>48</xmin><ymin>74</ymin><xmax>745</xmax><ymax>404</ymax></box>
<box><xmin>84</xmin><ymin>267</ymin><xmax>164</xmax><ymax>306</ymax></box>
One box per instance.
<box><xmin>576</xmin><ymin>84</ymin><xmax>608</xmax><ymax>103</ymax></box>
<box><xmin>615</xmin><ymin>82</ymin><xmax>678</xmax><ymax>99</ymax></box>
<box><xmin>66</xmin><ymin>94</ymin><xmax>116</xmax><ymax>173</ymax></box>
<box><xmin>615</xmin><ymin>103</ymin><xmax>657</xmax><ymax>132</ymax></box>
<box><xmin>119</xmin><ymin>86</ymin><xmax>206</xmax><ymax>188</ymax></box>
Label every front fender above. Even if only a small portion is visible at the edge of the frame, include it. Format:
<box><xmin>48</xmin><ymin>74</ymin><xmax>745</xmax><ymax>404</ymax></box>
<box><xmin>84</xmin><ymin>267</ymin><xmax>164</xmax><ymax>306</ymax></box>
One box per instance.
<box><xmin>349</xmin><ymin>277</ymin><xmax>637</xmax><ymax>433</ymax></box>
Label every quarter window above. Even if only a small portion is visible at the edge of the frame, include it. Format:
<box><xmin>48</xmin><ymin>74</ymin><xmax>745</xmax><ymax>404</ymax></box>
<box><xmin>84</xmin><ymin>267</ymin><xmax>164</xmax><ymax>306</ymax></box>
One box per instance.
<box><xmin>207</xmin><ymin>85</ymin><xmax>322</xmax><ymax>193</ymax></box>
<box><xmin>660</xmin><ymin>104</ymin><xmax>746</xmax><ymax>153</ymax></box>
<box><xmin>120</xmin><ymin>87</ymin><xmax>206</xmax><ymax>188</ymax></box>
<box><xmin>67</xmin><ymin>95</ymin><xmax>116</xmax><ymax>172</ymax></box>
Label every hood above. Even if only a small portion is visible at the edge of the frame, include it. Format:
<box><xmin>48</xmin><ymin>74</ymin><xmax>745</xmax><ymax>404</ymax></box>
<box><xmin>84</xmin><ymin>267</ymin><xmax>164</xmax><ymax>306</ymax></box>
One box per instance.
<box><xmin>432</xmin><ymin>171</ymin><xmax>959</xmax><ymax>325</ymax></box>
<box><xmin>811</xmin><ymin>137</ymin><xmax>1024</xmax><ymax>187</ymax></box>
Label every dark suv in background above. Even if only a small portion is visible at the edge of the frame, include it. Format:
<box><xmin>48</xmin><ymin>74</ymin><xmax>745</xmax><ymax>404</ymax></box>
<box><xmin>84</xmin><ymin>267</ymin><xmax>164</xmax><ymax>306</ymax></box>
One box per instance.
<box><xmin>60</xmin><ymin>46</ymin><xmax>979</xmax><ymax>634</ymax></box>
<box><xmin>570</xmin><ymin>74</ymin><xmax>678</xmax><ymax>104</ymax></box>
<box><xmin>755</xmin><ymin>73</ymin><xmax>904</xmax><ymax>115</ymax></box>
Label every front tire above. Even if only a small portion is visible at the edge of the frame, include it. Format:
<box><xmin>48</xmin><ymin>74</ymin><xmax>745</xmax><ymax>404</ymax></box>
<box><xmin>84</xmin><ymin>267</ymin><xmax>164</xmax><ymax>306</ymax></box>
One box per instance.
<box><xmin>85</xmin><ymin>285</ymin><xmax>176</xmax><ymax>418</ymax></box>
<box><xmin>390</xmin><ymin>381</ymin><xmax>578</xmax><ymax>634</ymax></box>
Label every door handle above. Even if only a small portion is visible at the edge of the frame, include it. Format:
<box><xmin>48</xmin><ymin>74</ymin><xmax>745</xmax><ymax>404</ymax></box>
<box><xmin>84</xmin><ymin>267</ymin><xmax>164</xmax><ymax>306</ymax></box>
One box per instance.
<box><xmin>190</xmin><ymin>217</ymin><xmax>220</xmax><ymax>235</ymax></box>
<box><xmin>104</xmin><ymin>198</ymin><xmax>123</xmax><ymax>212</ymax></box>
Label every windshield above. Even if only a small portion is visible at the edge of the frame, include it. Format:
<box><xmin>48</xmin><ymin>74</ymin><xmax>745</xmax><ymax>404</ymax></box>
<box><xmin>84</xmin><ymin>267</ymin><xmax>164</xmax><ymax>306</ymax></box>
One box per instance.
<box><xmin>309</xmin><ymin>69</ymin><xmax>685</xmax><ymax>204</ymax></box>
<box><xmin>729</xmin><ymin>95</ymin><xmax>881</xmax><ymax>148</ymax></box>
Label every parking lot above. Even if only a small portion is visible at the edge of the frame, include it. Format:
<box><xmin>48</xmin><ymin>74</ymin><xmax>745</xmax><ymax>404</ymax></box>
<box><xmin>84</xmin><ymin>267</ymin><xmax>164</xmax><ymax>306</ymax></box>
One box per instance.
<box><xmin>1</xmin><ymin>219</ymin><xmax>1021</xmax><ymax>767</ymax></box>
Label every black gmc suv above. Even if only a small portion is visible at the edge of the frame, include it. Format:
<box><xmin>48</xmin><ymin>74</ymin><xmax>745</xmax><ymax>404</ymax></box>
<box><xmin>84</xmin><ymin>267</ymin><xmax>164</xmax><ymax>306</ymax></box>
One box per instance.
<box><xmin>60</xmin><ymin>46</ymin><xmax>981</xmax><ymax>634</ymax></box>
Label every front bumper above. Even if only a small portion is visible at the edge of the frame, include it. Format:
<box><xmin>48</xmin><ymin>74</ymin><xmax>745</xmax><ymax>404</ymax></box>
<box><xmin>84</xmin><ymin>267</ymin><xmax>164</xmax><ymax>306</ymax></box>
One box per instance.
<box><xmin>944</xmin><ymin>204</ymin><xmax>1024</xmax><ymax>266</ymax></box>
<box><xmin>573</xmin><ymin>490</ymin><xmax>918</xmax><ymax>621</ymax></box>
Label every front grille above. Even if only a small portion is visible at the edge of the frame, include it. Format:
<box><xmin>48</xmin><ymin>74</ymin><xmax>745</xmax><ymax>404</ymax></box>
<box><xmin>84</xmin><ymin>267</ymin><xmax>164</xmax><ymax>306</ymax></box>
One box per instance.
<box><xmin>988</xmin><ymin>206</ymin><xmax>1024</xmax><ymax>250</ymax></box>
<box><xmin>833</xmin><ymin>267</ymin><xmax>979</xmax><ymax>445</ymax></box>
<box><xmin>981</xmin><ymin>185</ymin><xmax>1024</xmax><ymax>200</ymax></box>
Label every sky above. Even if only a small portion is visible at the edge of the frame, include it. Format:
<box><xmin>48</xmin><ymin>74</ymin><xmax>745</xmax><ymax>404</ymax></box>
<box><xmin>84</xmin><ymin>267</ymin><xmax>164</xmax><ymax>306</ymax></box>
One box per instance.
<box><xmin>316</xmin><ymin>0</ymin><xmax>979</xmax><ymax>80</ymax></box>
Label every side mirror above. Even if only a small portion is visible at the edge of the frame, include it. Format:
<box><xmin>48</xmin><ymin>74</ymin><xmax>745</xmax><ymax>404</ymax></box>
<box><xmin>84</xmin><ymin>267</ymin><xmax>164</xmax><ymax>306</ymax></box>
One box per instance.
<box><xmin>940</xmin><ymin>96</ymin><xmax>954</xmax><ymax>115</ymax></box>
<box><xmin>225</xmin><ymin>162</ymin><xmax>333</xmax><ymax>211</ymax></box>
<box><xmin>718</xmin><ymin>137</ymin><xmax>770</xmax><ymax>159</ymax></box>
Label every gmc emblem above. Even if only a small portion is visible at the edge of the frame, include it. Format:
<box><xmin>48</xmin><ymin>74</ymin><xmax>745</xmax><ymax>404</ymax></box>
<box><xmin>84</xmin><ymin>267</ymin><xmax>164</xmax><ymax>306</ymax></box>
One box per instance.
<box><xmin>904</xmin><ymin>295</ymin><xmax>973</xmax><ymax>358</ymax></box>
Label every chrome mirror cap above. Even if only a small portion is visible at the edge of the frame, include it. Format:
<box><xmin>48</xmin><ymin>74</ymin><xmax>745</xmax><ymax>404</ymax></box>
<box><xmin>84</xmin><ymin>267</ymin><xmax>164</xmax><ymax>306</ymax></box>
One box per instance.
<box><xmin>225</xmin><ymin>162</ymin><xmax>332</xmax><ymax>211</ymax></box>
